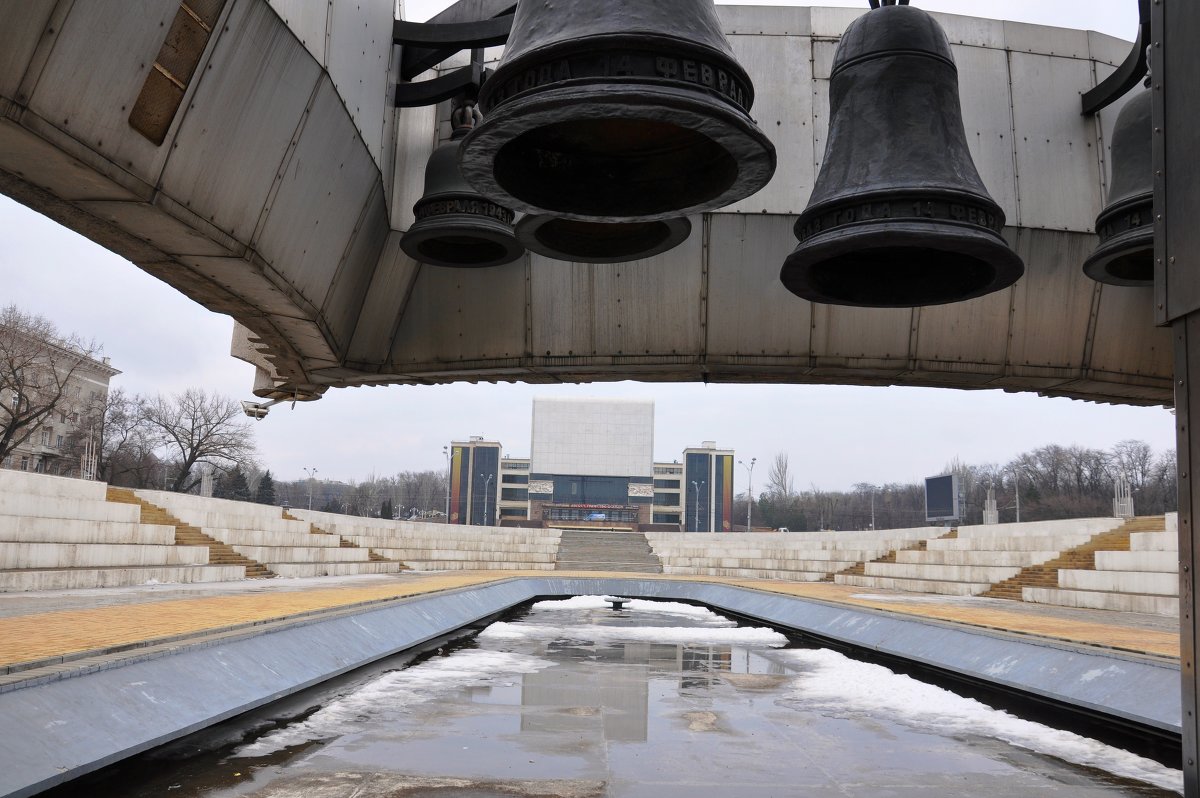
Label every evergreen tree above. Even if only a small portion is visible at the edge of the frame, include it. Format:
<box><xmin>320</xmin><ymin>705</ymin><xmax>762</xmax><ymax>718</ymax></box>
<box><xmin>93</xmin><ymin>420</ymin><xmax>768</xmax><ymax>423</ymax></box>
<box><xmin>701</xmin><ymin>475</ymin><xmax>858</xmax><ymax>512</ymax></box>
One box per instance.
<box><xmin>228</xmin><ymin>466</ymin><xmax>251</xmax><ymax>501</ymax></box>
<box><xmin>255</xmin><ymin>470</ymin><xmax>276</xmax><ymax>505</ymax></box>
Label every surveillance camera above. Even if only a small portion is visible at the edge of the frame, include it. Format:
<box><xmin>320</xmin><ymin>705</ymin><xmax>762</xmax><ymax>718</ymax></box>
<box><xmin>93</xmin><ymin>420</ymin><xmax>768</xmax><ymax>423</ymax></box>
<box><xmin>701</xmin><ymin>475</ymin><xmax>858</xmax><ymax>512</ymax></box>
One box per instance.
<box><xmin>241</xmin><ymin>400</ymin><xmax>270</xmax><ymax>420</ymax></box>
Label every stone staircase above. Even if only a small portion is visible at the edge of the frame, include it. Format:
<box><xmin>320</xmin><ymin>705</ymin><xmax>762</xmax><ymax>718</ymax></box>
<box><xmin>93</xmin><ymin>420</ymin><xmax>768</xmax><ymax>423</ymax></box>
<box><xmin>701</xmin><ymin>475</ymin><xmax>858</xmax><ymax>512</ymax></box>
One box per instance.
<box><xmin>107</xmin><ymin>488</ymin><xmax>273</xmax><ymax>578</ymax></box>
<box><xmin>555</xmin><ymin>529</ymin><xmax>663</xmax><ymax>573</ymax></box>
<box><xmin>980</xmin><ymin>517</ymin><xmax>1153</xmax><ymax>600</ymax></box>
<box><xmin>297</xmin><ymin>514</ymin><xmax>403</xmax><ymax>567</ymax></box>
<box><xmin>827</xmin><ymin>530</ymin><xmax>957</xmax><ymax>582</ymax></box>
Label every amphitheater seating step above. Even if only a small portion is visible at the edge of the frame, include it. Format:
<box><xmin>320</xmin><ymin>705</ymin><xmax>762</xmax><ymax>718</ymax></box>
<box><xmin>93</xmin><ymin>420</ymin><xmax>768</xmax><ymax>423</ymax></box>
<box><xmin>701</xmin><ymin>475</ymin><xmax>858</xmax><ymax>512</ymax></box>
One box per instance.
<box><xmin>107</xmin><ymin>488</ymin><xmax>270</xmax><ymax>578</ymax></box>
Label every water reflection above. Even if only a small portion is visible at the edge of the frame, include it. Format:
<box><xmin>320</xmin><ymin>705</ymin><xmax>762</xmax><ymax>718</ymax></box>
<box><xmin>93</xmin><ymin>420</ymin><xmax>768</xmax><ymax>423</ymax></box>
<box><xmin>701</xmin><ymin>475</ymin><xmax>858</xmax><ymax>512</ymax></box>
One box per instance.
<box><xmin>44</xmin><ymin>595</ymin><xmax>1183</xmax><ymax>798</ymax></box>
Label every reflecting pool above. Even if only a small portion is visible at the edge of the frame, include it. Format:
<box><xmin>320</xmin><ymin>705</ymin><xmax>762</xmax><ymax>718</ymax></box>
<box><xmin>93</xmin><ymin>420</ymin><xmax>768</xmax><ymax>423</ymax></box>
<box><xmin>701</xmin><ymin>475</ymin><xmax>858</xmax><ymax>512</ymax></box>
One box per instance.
<box><xmin>50</xmin><ymin>596</ymin><xmax>1182</xmax><ymax>797</ymax></box>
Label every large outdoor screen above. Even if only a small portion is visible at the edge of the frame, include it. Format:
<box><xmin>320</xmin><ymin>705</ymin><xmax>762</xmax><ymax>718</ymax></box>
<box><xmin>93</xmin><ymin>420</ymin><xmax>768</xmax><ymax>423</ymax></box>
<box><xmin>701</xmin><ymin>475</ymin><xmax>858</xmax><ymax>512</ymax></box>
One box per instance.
<box><xmin>925</xmin><ymin>473</ymin><xmax>960</xmax><ymax>522</ymax></box>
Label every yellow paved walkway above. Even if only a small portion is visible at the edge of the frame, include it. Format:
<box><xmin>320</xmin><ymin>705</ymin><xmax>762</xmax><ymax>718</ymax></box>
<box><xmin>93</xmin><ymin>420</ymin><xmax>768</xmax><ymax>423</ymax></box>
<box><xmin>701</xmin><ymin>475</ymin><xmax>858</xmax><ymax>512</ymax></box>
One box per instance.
<box><xmin>0</xmin><ymin>572</ymin><xmax>1180</xmax><ymax>670</ymax></box>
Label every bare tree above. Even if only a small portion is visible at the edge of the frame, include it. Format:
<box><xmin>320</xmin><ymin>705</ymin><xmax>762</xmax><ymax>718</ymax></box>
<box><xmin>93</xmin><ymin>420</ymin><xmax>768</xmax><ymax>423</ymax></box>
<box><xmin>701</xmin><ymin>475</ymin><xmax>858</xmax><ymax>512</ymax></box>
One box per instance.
<box><xmin>143</xmin><ymin>389</ymin><xmax>257</xmax><ymax>492</ymax></box>
<box><xmin>0</xmin><ymin>306</ymin><xmax>103</xmax><ymax>465</ymax></box>
<box><xmin>766</xmin><ymin>452</ymin><xmax>794</xmax><ymax>498</ymax></box>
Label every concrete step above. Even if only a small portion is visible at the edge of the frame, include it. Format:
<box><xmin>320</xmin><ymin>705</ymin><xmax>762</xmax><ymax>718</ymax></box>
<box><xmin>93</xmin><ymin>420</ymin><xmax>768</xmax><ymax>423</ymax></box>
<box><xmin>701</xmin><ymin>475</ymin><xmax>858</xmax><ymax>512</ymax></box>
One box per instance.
<box><xmin>927</xmin><ymin>535</ymin><xmax>1094</xmax><ymax>552</ymax></box>
<box><xmin>663</xmin><ymin>565</ymin><xmax>828</xmax><ymax>581</ymax></box>
<box><xmin>1130</xmin><ymin>531</ymin><xmax>1178</xmax><ymax>552</ymax></box>
<box><xmin>1058</xmin><ymin>568</ymin><xmax>1178</xmax><ymax>596</ymax></box>
<box><xmin>835</xmin><ymin>573</ymin><xmax>993</xmax><ymax>596</ymax></box>
<box><xmin>895</xmin><ymin>550</ymin><xmax>1059</xmax><ymax>567</ymax></box>
<box><xmin>0</xmin><ymin>518</ymin><xmax>176</xmax><ymax>545</ymax></box>
<box><xmin>0</xmin><ymin>542</ymin><xmax>211</xmax><ymax>569</ymax></box>
<box><xmin>204</xmin><ymin>528</ymin><xmax>344</xmax><ymax>548</ymax></box>
<box><xmin>230</xmin><ymin>545</ymin><xmax>372</xmax><ymax>564</ymax></box>
<box><xmin>863</xmin><ymin>562</ymin><xmax>1022</xmax><ymax>583</ymax></box>
<box><xmin>655</xmin><ymin>547</ymin><xmax>890</xmax><ymax>561</ymax></box>
<box><xmin>1022</xmin><ymin>586</ymin><xmax>1179</xmax><ymax>617</ymax></box>
<box><xmin>404</xmin><ymin>561</ymin><xmax>555</xmax><ymax>571</ymax></box>
<box><xmin>0</xmin><ymin>470</ymin><xmax>109</xmax><ymax>500</ymax></box>
<box><xmin>1095</xmin><ymin>550</ymin><xmax>1179</xmax><ymax>572</ymax></box>
<box><xmin>0</xmin><ymin>564</ymin><xmax>245</xmax><ymax>592</ymax></box>
<box><xmin>265</xmin><ymin>561</ymin><xmax>407</xmax><ymax>578</ymax></box>
<box><xmin>368</xmin><ymin>548</ymin><xmax>554</xmax><ymax>563</ymax></box>
<box><xmin>0</xmin><ymin>494</ymin><xmax>142</xmax><ymax>522</ymax></box>
<box><xmin>344</xmin><ymin>537</ymin><xmax>560</xmax><ymax>553</ymax></box>
<box><xmin>663</xmin><ymin>556</ymin><xmax>858</xmax><ymax>571</ymax></box>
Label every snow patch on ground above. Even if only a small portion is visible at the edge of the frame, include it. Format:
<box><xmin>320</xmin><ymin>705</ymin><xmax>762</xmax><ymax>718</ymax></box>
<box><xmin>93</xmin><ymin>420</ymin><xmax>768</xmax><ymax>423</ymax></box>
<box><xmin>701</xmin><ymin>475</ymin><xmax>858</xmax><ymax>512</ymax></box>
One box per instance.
<box><xmin>780</xmin><ymin>648</ymin><xmax>1183</xmax><ymax>794</ymax></box>
<box><xmin>531</xmin><ymin>595</ymin><xmax>723</xmax><ymax>619</ymax></box>
<box><xmin>233</xmin><ymin>651</ymin><xmax>554</xmax><ymax>757</ymax></box>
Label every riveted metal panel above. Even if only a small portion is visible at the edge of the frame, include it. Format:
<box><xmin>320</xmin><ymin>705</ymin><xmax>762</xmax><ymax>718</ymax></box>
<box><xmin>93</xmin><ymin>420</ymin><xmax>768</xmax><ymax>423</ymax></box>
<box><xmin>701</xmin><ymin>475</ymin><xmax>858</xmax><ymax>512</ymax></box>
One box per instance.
<box><xmin>720</xmin><ymin>33</ymin><xmax>813</xmax><ymax>215</ymax></box>
<box><xmin>347</xmin><ymin>232</ymin><xmax>421</xmax><ymax>366</ymax></box>
<box><xmin>1087</xmin><ymin>30</ymin><xmax>1132</xmax><ymax>71</ymax></box>
<box><xmin>0</xmin><ymin>4</ymin><xmax>54</xmax><ymax>99</ymax></box>
<box><xmin>811</xmin><ymin>305</ymin><xmax>912</xmax><ymax>364</ymax></box>
<box><xmin>810</xmin><ymin>40</ymin><xmax>835</xmax><ymax>180</ymax></box>
<box><xmin>1089</xmin><ymin>285</ymin><xmax>1172</xmax><ymax>380</ymax></box>
<box><xmin>932</xmin><ymin>11</ymin><xmax>1004</xmax><ymax>49</ymax></box>
<box><xmin>254</xmin><ymin>77</ymin><xmax>381</xmax><ymax>322</ymax></box>
<box><xmin>590</xmin><ymin>234</ymin><xmax>705</xmax><ymax>356</ymax></box>
<box><xmin>390</xmin><ymin>103</ymin><xmax>437</xmax><ymax>231</ymax></box>
<box><xmin>161</xmin><ymin>0</ymin><xmax>322</xmax><ymax>242</ymax></box>
<box><xmin>1006</xmin><ymin>228</ymin><xmax>1098</xmax><ymax>370</ymax></box>
<box><xmin>706</xmin><ymin>214</ymin><xmax>810</xmax><ymax>355</ymax></box>
<box><xmin>327</xmin><ymin>0</ymin><xmax>393</xmax><ymax>170</ymax></box>
<box><xmin>953</xmin><ymin>45</ymin><xmax>1018</xmax><ymax>224</ymax></box>
<box><xmin>76</xmin><ymin>199</ymin><xmax>238</xmax><ymax>257</ymax></box>
<box><xmin>913</xmin><ymin>285</ymin><xmax>1012</xmax><ymax>370</ymax></box>
<box><xmin>272</xmin><ymin>314</ymin><xmax>338</xmax><ymax>364</ymax></box>
<box><xmin>1003</xmin><ymin>20</ymin><xmax>1090</xmax><ymax>59</ymax></box>
<box><xmin>180</xmin><ymin>254</ymin><xmax>308</xmax><ymax>318</ymax></box>
<box><xmin>717</xmin><ymin>4</ymin><xmax>810</xmax><ymax>37</ymax></box>
<box><xmin>389</xmin><ymin>258</ymin><xmax>527</xmax><ymax>365</ymax></box>
<box><xmin>0</xmin><ymin>119</ymin><xmax>138</xmax><ymax>202</ymax></box>
<box><xmin>25</xmin><ymin>0</ymin><xmax>182</xmax><ymax>184</ymax></box>
<box><xmin>809</xmin><ymin>8</ymin><xmax>861</xmax><ymax>39</ymax></box>
<box><xmin>267</xmin><ymin>0</ymin><xmax>329</xmax><ymax>65</ymax></box>
<box><xmin>322</xmin><ymin>184</ymin><xmax>390</xmax><ymax>358</ymax></box>
<box><xmin>1009</xmin><ymin>52</ymin><xmax>1103</xmax><ymax>232</ymax></box>
<box><xmin>526</xmin><ymin>254</ymin><xmax>596</xmax><ymax>357</ymax></box>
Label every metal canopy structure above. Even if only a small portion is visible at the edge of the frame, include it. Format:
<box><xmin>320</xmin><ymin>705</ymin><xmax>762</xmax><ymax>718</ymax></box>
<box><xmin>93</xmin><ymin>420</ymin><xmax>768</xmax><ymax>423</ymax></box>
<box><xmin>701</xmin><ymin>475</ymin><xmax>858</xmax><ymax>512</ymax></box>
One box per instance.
<box><xmin>0</xmin><ymin>3</ymin><xmax>1172</xmax><ymax>406</ymax></box>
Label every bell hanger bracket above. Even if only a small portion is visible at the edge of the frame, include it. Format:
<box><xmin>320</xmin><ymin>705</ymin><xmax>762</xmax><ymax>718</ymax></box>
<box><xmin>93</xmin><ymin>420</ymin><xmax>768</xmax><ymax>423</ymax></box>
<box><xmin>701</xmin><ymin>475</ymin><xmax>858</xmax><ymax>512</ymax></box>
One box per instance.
<box><xmin>1082</xmin><ymin>0</ymin><xmax>1150</xmax><ymax>115</ymax></box>
<box><xmin>394</xmin><ymin>0</ymin><xmax>515</xmax><ymax>82</ymax></box>
<box><xmin>868</xmin><ymin>0</ymin><xmax>909</xmax><ymax>7</ymax></box>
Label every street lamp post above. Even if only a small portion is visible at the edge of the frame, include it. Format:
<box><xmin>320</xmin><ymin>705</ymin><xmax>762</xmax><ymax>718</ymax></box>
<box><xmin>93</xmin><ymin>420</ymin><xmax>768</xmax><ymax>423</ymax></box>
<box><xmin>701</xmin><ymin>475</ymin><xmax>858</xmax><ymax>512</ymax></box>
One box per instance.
<box><xmin>739</xmin><ymin>457</ymin><xmax>756</xmax><ymax>533</ymax></box>
<box><xmin>303</xmin><ymin>467</ymin><xmax>318</xmax><ymax>511</ymax></box>
<box><xmin>443</xmin><ymin>446</ymin><xmax>451</xmax><ymax>524</ymax></box>
<box><xmin>483</xmin><ymin>473</ymin><xmax>494</xmax><ymax>526</ymax></box>
<box><xmin>1012</xmin><ymin>466</ymin><xmax>1021</xmax><ymax>524</ymax></box>
<box><xmin>691</xmin><ymin>479</ymin><xmax>701</xmax><ymax>532</ymax></box>
<box><xmin>870</xmin><ymin>485</ymin><xmax>876</xmax><ymax>530</ymax></box>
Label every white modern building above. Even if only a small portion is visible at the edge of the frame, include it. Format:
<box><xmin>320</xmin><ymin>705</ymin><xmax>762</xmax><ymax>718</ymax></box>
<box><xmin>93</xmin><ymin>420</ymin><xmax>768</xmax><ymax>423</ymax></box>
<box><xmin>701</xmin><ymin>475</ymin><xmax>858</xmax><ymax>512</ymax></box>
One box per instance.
<box><xmin>449</xmin><ymin>398</ymin><xmax>733</xmax><ymax>532</ymax></box>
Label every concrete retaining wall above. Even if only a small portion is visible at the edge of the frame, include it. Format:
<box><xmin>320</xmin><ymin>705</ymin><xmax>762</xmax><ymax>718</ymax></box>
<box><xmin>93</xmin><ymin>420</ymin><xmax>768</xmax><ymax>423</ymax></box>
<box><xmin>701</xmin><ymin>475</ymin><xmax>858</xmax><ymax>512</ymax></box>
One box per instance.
<box><xmin>0</xmin><ymin>576</ymin><xmax>1177</xmax><ymax>798</ymax></box>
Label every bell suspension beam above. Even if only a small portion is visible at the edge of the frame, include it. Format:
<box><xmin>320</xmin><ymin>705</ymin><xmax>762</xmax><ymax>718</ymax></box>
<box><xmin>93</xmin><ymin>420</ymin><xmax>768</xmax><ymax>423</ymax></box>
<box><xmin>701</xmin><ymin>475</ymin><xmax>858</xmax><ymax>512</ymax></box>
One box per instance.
<box><xmin>1081</xmin><ymin>0</ymin><xmax>1150</xmax><ymax>115</ymax></box>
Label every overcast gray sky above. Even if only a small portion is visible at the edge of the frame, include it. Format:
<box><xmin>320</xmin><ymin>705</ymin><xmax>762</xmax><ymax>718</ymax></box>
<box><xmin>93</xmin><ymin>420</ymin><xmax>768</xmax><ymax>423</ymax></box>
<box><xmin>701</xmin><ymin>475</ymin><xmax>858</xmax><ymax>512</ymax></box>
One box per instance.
<box><xmin>2</xmin><ymin>1</ymin><xmax>1168</xmax><ymax>489</ymax></box>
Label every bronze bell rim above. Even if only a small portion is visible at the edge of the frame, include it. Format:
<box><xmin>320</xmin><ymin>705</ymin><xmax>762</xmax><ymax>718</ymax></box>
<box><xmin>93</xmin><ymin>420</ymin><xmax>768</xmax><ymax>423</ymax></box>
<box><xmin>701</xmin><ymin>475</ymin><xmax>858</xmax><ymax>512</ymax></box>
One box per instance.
<box><xmin>780</xmin><ymin>221</ymin><xmax>1024</xmax><ymax>308</ymax></box>
<box><xmin>515</xmin><ymin>214</ymin><xmax>692</xmax><ymax>264</ymax></box>
<box><xmin>1082</xmin><ymin>194</ymin><xmax>1154</xmax><ymax>287</ymax></box>
<box><xmin>459</xmin><ymin>83</ymin><xmax>777</xmax><ymax>222</ymax></box>
<box><xmin>400</xmin><ymin>198</ymin><xmax>526</xmax><ymax>269</ymax></box>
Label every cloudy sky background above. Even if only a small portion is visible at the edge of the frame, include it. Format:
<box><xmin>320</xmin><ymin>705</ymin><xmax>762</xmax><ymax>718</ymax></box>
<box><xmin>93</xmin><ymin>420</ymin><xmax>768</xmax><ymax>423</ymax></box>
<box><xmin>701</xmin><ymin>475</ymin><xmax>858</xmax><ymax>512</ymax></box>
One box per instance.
<box><xmin>2</xmin><ymin>1</ymin><xmax>1167</xmax><ymax>489</ymax></box>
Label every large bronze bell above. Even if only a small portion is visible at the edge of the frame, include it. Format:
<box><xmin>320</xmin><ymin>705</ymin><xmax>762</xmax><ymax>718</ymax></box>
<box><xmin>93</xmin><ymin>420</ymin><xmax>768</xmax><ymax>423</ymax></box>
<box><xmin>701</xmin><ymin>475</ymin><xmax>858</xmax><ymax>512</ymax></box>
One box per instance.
<box><xmin>781</xmin><ymin>3</ymin><xmax>1023</xmax><ymax>307</ymax></box>
<box><xmin>1083</xmin><ymin>86</ymin><xmax>1153</xmax><ymax>286</ymax></box>
<box><xmin>457</xmin><ymin>0</ymin><xmax>777</xmax><ymax>222</ymax></box>
<box><xmin>515</xmin><ymin>215</ymin><xmax>691</xmax><ymax>263</ymax></box>
<box><xmin>401</xmin><ymin>105</ymin><xmax>525</xmax><ymax>268</ymax></box>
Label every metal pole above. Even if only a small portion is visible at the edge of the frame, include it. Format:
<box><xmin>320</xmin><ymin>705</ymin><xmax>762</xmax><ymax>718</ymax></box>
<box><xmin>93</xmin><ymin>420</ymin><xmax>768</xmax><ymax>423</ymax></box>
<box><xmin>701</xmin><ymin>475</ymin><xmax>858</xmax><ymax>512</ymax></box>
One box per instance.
<box><xmin>1014</xmin><ymin>468</ymin><xmax>1020</xmax><ymax>524</ymax></box>
<box><xmin>443</xmin><ymin>446</ymin><xmax>451</xmax><ymax>523</ymax></box>
<box><xmin>691</xmin><ymin>480</ymin><xmax>699</xmax><ymax>532</ymax></box>
<box><xmin>483</xmin><ymin>473</ymin><xmax>494</xmax><ymax>526</ymax></box>
<box><xmin>871</xmin><ymin>487</ymin><xmax>876</xmax><ymax>530</ymax></box>
<box><xmin>303</xmin><ymin>466</ymin><xmax>317</xmax><ymax>511</ymax></box>
<box><xmin>739</xmin><ymin>457</ymin><xmax>755</xmax><ymax>533</ymax></box>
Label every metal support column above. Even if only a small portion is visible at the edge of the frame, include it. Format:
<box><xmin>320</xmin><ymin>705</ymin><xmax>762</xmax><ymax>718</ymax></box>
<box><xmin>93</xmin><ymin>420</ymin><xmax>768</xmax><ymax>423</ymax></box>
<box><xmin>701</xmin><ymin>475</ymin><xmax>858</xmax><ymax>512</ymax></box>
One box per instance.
<box><xmin>1155</xmin><ymin>0</ymin><xmax>1200</xmax><ymax>792</ymax></box>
